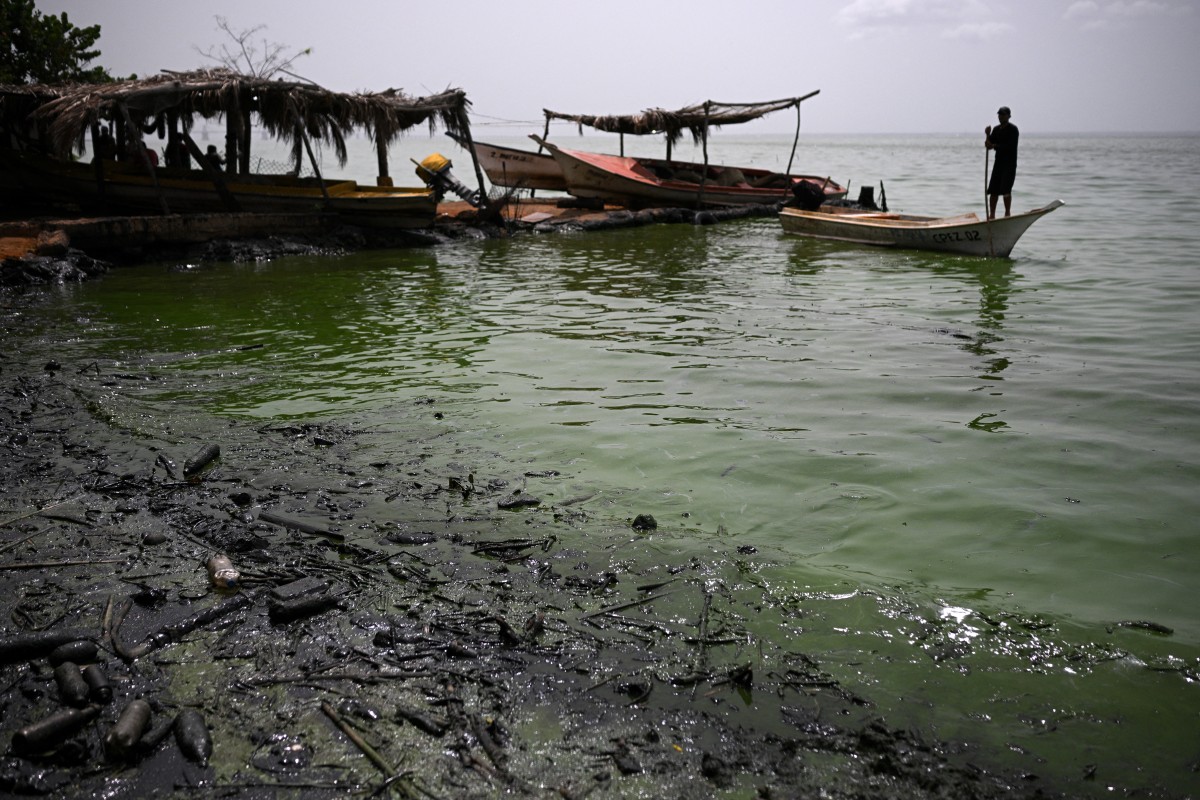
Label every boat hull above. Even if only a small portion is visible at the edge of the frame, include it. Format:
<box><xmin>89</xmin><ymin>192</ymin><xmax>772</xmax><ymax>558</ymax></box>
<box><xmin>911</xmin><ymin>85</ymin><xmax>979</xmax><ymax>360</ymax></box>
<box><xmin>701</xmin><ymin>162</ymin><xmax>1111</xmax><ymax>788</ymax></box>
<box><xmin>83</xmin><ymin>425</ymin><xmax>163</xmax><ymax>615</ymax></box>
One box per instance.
<box><xmin>0</xmin><ymin>151</ymin><xmax>437</xmax><ymax>229</ymax></box>
<box><xmin>778</xmin><ymin>200</ymin><xmax>1064</xmax><ymax>258</ymax></box>
<box><xmin>541</xmin><ymin>141</ymin><xmax>846</xmax><ymax>209</ymax></box>
<box><xmin>453</xmin><ymin>137</ymin><xmax>567</xmax><ymax>191</ymax></box>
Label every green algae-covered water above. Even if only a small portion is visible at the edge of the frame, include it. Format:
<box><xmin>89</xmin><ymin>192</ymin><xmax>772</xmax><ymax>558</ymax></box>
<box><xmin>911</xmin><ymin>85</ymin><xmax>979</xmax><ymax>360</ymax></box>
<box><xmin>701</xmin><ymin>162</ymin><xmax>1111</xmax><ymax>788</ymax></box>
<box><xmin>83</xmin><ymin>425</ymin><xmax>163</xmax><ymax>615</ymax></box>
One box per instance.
<box><xmin>5</xmin><ymin>133</ymin><xmax>1199</xmax><ymax>796</ymax></box>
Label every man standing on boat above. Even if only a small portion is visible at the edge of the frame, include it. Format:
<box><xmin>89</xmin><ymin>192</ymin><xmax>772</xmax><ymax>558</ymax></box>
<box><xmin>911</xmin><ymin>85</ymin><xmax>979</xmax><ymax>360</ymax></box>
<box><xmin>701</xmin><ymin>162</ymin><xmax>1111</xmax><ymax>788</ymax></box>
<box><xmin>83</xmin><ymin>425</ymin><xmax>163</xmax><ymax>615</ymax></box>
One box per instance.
<box><xmin>985</xmin><ymin>106</ymin><xmax>1019</xmax><ymax>219</ymax></box>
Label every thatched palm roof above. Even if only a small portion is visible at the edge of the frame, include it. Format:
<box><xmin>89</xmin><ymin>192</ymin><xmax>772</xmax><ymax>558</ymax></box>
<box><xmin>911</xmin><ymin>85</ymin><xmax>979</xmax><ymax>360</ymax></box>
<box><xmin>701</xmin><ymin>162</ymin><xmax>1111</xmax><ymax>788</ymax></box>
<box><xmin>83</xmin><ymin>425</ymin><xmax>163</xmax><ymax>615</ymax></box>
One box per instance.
<box><xmin>3</xmin><ymin>68</ymin><xmax>472</xmax><ymax>167</ymax></box>
<box><xmin>0</xmin><ymin>82</ymin><xmax>67</xmax><ymax>134</ymax></box>
<box><xmin>543</xmin><ymin>91</ymin><xmax>820</xmax><ymax>147</ymax></box>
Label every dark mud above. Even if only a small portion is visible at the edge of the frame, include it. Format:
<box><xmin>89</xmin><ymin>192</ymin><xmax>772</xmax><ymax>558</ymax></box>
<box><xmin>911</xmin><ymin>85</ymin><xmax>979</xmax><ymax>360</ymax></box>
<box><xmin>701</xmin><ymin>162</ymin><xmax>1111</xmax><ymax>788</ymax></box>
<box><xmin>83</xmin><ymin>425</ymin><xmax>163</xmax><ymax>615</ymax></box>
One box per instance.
<box><xmin>0</xmin><ymin>312</ymin><xmax>1099</xmax><ymax>800</ymax></box>
<box><xmin>0</xmin><ymin>251</ymin><xmax>111</xmax><ymax>288</ymax></box>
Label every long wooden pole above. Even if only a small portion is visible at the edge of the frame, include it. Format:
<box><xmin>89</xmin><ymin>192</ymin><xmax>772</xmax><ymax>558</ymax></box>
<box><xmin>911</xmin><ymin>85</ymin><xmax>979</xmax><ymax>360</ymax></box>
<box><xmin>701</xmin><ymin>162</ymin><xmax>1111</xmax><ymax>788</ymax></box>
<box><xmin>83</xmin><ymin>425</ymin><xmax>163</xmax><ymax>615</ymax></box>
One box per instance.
<box><xmin>696</xmin><ymin>101</ymin><xmax>711</xmax><ymax>209</ymax></box>
<box><xmin>455</xmin><ymin>113</ymin><xmax>490</xmax><ymax>211</ymax></box>
<box><xmin>984</xmin><ymin>132</ymin><xmax>994</xmax><ymax>256</ymax></box>
<box><xmin>784</xmin><ymin>102</ymin><xmax>802</xmax><ymax>201</ymax></box>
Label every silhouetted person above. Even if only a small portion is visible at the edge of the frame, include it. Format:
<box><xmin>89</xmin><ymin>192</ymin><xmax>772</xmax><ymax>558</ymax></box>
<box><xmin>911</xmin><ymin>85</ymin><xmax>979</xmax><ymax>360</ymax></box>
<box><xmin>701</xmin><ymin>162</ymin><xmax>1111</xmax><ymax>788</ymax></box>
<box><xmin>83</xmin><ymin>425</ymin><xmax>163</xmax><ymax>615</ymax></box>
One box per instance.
<box><xmin>94</xmin><ymin>125</ymin><xmax>117</xmax><ymax>161</ymax></box>
<box><xmin>166</xmin><ymin>137</ymin><xmax>192</xmax><ymax>169</ymax></box>
<box><xmin>985</xmin><ymin>106</ymin><xmax>1019</xmax><ymax>219</ymax></box>
<box><xmin>205</xmin><ymin>145</ymin><xmax>224</xmax><ymax>170</ymax></box>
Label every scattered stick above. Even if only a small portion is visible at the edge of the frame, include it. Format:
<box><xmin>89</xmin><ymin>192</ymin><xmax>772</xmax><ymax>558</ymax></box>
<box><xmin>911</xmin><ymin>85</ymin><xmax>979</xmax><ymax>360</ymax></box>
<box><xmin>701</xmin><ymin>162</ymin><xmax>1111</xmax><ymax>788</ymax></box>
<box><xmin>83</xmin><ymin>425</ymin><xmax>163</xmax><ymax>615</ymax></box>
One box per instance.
<box><xmin>258</xmin><ymin>510</ymin><xmax>345</xmax><ymax>543</ymax></box>
<box><xmin>0</xmin><ymin>493</ymin><xmax>87</xmax><ymax>529</ymax></box>
<box><xmin>581</xmin><ymin>590</ymin><xmax>676</xmax><ymax>620</ymax></box>
<box><xmin>243</xmin><ymin>670</ymin><xmax>433</xmax><ymax>686</ymax></box>
<box><xmin>636</xmin><ymin>577</ymin><xmax>679</xmax><ymax>593</ymax></box>
<box><xmin>37</xmin><ymin>512</ymin><xmax>94</xmax><ymax>528</ymax></box>
<box><xmin>0</xmin><ymin>557</ymin><xmax>123</xmax><ymax>571</ymax></box>
<box><xmin>323</xmin><ymin>699</ymin><xmax>425</xmax><ymax>799</ymax></box>
<box><xmin>109</xmin><ymin>598</ymin><xmax>137</xmax><ymax>662</ymax></box>
<box><xmin>0</xmin><ymin>530</ymin><xmax>47</xmax><ymax>556</ymax></box>
<box><xmin>470</xmin><ymin>713</ymin><xmax>508</xmax><ymax>771</ymax></box>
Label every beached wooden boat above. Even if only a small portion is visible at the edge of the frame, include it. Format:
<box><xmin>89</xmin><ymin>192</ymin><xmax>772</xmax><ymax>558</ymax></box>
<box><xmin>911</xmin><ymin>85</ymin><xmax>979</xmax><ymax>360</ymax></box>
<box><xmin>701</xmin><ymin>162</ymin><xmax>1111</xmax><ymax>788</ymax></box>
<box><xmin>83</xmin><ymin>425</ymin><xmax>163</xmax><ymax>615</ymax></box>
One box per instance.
<box><xmin>535</xmin><ymin>137</ymin><xmax>846</xmax><ymax>209</ymax></box>
<box><xmin>778</xmin><ymin>200</ymin><xmax>1064</xmax><ymax>257</ymax></box>
<box><xmin>447</xmin><ymin>134</ymin><xmax>566</xmax><ymax>192</ymax></box>
<box><xmin>527</xmin><ymin>92</ymin><xmax>841</xmax><ymax>208</ymax></box>
<box><xmin>1</xmin><ymin>150</ymin><xmax>438</xmax><ymax>229</ymax></box>
<box><xmin>453</xmin><ymin>92</ymin><xmax>840</xmax><ymax>208</ymax></box>
<box><xmin>1</xmin><ymin>69</ymin><xmax>487</xmax><ymax>228</ymax></box>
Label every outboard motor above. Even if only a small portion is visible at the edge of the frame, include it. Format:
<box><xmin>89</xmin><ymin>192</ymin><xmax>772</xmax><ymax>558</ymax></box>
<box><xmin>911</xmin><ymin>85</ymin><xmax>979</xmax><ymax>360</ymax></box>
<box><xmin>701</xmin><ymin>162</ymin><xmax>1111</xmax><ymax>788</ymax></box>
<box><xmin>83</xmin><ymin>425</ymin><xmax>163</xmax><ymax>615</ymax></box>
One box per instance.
<box><xmin>855</xmin><ymin>186</ymin><xmax>878</xmax><ymax>210</ymax></box>
<box><xmin>415</xmin><ymin>153</ymin><xmax>481</xmax><ymax>207</ymax></box>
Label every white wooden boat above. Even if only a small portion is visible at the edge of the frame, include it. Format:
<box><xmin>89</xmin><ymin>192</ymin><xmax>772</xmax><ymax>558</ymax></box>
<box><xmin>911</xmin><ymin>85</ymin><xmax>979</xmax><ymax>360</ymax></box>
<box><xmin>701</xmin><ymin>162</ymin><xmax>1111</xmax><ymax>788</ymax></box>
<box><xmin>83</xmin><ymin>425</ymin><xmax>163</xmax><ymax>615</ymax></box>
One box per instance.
<box><xmin>447</xmin><ymin>134</ymin><xmax>566</xmax><ymax>191</ymax></box>
<box><xmin>535</xmin><ymin>137</ymin><xmax>846</xmax><ymax>209</ymax></box>
<box><xmin>778</xmin><ymin>200</ymin><xmax>1064</xmax><ymax>257</ymax></box>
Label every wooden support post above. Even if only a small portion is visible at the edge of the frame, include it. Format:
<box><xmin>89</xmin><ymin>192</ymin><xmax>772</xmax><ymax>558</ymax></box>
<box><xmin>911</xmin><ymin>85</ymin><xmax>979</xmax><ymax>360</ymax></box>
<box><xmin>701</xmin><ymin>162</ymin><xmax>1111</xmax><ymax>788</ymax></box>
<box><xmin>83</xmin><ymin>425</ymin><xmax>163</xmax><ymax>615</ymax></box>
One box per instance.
<box><xmin>114</xmin><ymin>116</ymin><xmax>126</xmax><ymax>161</ymax></box>
<box><xmin>239</xmin><ymin>96</ymin><xmax>252</xmax><ymax>175</ymax></box>
<box><xmin>117</xmin><ymin>103</ymin><xmax>170</xmax><ymax>215</ymax></box>
<box><xmin>89</xmin><ymin>122</ymin><xmax>106</xmax><ymax>198</ymax></box>
<box><xmin>225</xmin><ymin>93</ymin><xmax>240</xmax><ymax>176</ymax></box>
<box><xmin>375</xmin><ymin>128</ymin><xmax>391</xmax><ymax>187</ymax></box>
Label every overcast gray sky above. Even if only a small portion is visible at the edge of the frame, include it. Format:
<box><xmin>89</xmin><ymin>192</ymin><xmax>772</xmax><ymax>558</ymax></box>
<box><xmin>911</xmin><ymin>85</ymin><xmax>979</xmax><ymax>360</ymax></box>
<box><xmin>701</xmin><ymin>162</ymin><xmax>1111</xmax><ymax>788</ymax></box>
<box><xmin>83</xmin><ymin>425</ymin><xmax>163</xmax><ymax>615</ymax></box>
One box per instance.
<box><xmin>41</xmin><ymin>0</ymin><xmax>1200</xmax><ymax>134</ymax></box>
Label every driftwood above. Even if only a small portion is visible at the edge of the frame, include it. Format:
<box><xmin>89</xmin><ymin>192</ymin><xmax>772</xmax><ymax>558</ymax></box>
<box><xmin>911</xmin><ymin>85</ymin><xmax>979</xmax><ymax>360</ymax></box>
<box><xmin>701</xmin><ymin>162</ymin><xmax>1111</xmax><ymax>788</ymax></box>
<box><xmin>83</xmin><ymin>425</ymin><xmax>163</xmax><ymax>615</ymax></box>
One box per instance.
<box><xmin>258</xmin><ymin>510</ymin><xmax>345</xmax><ymax>543</ymax></box>
<box><xmin>118</xmin><ymin>593</ymin><xmax>252</xmax><ymax>661</ymax></box>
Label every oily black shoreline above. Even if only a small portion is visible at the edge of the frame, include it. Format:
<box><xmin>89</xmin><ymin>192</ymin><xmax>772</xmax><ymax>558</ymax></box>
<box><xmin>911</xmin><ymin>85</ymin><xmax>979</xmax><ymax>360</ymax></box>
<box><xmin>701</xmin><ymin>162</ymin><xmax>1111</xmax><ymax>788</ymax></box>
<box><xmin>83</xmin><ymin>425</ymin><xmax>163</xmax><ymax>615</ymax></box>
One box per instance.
<box><xmin>0</xmin><ymin>335</ymin><xmax>1084</xmax><ymax>798</ymax></box>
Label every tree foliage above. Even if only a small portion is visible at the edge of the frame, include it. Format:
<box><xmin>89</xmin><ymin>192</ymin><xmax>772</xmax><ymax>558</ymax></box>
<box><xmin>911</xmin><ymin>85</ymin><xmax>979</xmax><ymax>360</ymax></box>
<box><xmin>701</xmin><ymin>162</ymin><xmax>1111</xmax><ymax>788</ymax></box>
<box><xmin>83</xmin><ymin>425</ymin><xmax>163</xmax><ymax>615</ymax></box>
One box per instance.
<box><xmin>0</xmin><ymin>0</ymin><xmax>114</xmax><ymax>84</ymax></box>
<box><xmin>195</xmin><ymin>16</ymin><xmax>311</xmax><ymax>80</ymax></box>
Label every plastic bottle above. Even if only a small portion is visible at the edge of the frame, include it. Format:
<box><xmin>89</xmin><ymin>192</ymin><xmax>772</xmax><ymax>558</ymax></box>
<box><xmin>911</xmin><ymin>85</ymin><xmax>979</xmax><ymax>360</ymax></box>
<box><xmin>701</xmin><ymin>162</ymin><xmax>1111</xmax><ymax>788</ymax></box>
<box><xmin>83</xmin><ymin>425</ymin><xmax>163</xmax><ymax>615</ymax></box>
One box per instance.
<box><xmin>206</xmin><ymin>554</ymin><xmax>240</xmax><ymax>590</ymax></box>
